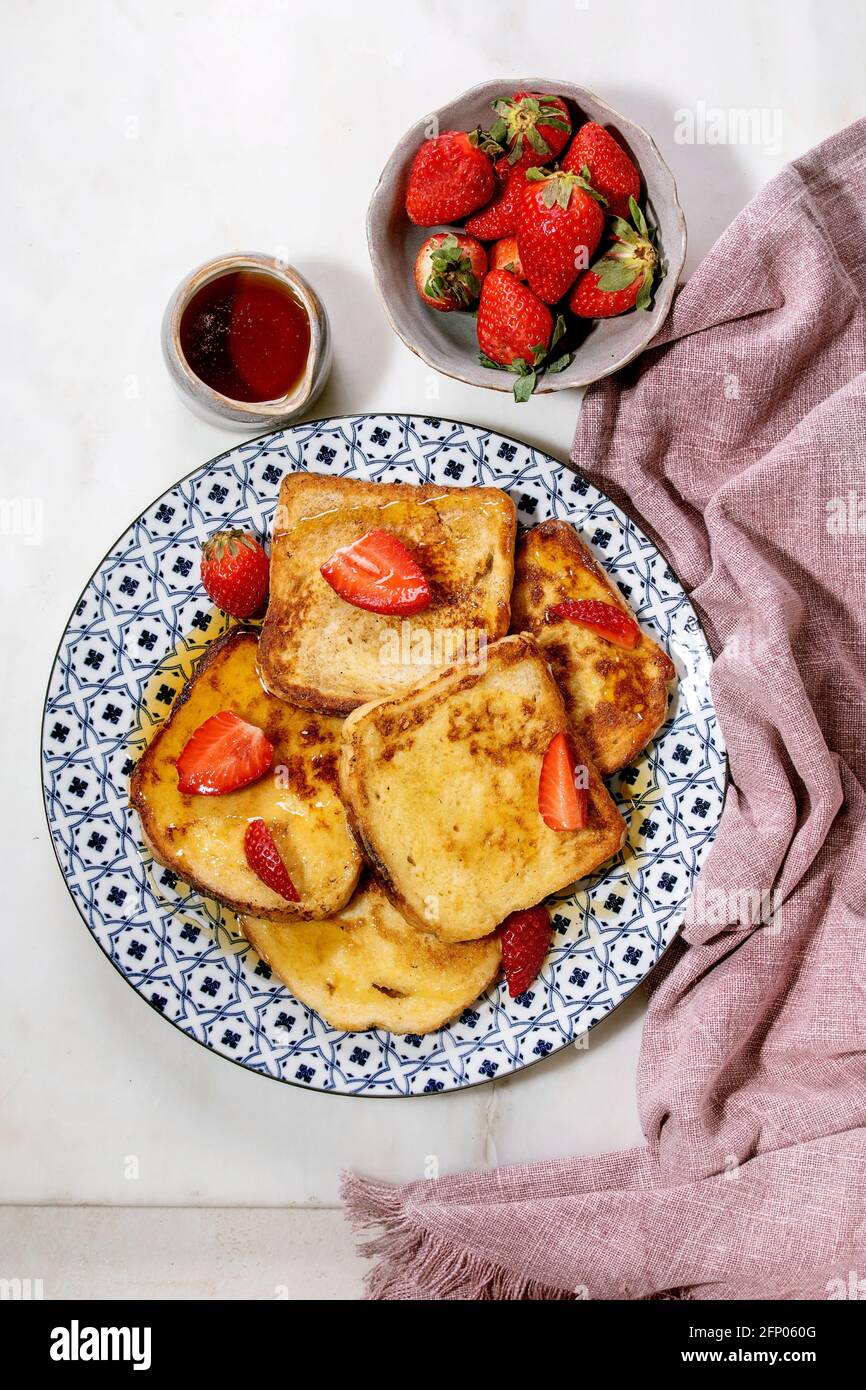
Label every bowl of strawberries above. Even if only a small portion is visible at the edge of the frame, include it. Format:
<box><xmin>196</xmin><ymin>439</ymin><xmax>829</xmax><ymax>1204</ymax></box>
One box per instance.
<box><xmin>367</xmin><ymin>79</ymin><xmax>686</xmax><ymax>400</ymax></box>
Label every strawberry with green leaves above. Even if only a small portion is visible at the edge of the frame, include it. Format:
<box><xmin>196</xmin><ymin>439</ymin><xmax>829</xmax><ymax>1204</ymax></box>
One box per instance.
<box><xmin>569</xmin><ymin>198</ymin><xmax>660</xmax><ymax>318</ymax></box>
<box><xmin>405</xmin><ymin>130</ymin><xmax>495</xmax><ymax>226</ymax></box>
<box><xmin>414</xmin><ymin>233</ymin><xmax>486</xmax><ymax>312</ymax></box>
<box><xmin>563</xmin><ymin>122</ymin><xmax>641</xmax><ymax>220</ymax></box>
<box><xmin>200</xmin><ymin>530</ymin><xmax>269</xmax><ymax>618</ymax></box>
<box><xmin>476</xmin><ymin>269</ymin><xmax>570</xmax><ymax>402</ymax></box>
<box><xmin>515</xmin><ymin>168</ymin><xmax>606</xmax><ymax>304</ymax></box>
<box><xmin>487</xmin><ymin>92</ymin><xmax>572</xmax><ymax>172</ymax></box>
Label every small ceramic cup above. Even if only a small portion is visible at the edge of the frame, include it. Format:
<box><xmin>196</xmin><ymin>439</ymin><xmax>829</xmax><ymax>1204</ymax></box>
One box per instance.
<box><xmin>161</xmin><ymin>252</ymin><xmax>332</xmax><ymax>429</ymax></box>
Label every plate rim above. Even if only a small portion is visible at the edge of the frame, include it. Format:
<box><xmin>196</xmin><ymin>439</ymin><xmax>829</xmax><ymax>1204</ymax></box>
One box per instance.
<box><xmin>40</xmin><ymin>412</ymin><xmax>727</xmax><ymax>1098</ymax></box>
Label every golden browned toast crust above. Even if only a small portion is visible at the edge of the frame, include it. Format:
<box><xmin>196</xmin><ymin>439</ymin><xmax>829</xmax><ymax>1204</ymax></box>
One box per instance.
<box><xmin>258</xmin><ymin>472</ymin><xmax>517</xmax><ymax>713</ymax></box>
<box><xmin>339</xmin><ymin>634</ymin><xmax>626</xmax><ymax>943</ymax></box>
<box><xmin>130</xmin><ymin>628</ymin><xmax>361</xmax><ymax>921</ymax></box>
<box><xmin>510</xmin><ymin>520</ymin><xmax>676</xmax><ymax>776</ymax></box>
<box><xmin>240</xmin><ymin>878</ymin><xmax>502</xmax><ymax>1035</ymax></box>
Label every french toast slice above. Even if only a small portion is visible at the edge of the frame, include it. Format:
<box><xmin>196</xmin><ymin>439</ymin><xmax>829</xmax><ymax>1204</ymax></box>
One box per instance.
<box><xmin>340</xmin><ymin>634</ymin><xmax>626</xmax><ymax>944</ymax></box>
<box><xmin>257</xmin><ymin>472</ymin><xmax>517</xmax><ymax>713</ymax></box>
<box><xmin>240</xmin><ymin>878</ymin><xmax>502</xmax><ymax>1034</ymax></box>
<box><xmin>510</xmin><ymin>520</ymin><xmax>676</xmax><ymax>775</ymax></box>
<box><xmin>130</xmin><ymin>628</ymin><xmax>361</xmax><ymax>921</ymax></box>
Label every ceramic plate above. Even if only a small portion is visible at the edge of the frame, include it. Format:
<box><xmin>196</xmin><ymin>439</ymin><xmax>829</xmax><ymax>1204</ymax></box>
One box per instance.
<box><xmin>42</xmin><ymin>414</ymin><xmax>725</xmax><ymax>1097</ymax></box>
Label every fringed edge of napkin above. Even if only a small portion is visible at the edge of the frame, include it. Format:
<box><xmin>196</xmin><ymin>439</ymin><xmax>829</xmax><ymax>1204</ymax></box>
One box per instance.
<box><xmin>341</xmin><ymin>1172</ymin><xmax>575</xmax><ymax>1301</ymax></box>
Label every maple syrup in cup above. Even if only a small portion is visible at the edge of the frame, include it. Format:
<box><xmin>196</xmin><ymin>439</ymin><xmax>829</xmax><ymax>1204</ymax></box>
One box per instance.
<box><xmin>162</xmin><ymin>254</ymin><xmax>331</xmax><ymax>428</ymax></box>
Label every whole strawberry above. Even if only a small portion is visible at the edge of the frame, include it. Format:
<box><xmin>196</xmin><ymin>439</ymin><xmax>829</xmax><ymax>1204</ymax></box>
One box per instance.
<box><xmin>489</xmin><ymin>236</ymin><xmax>525</xmax><ymax>279</ymax></box>
<box><xmin>516</xmin><ymin>169</ymin><xmax>606</xmax><ymax>304</ymax></box>
<box><xmin>477</xmin><ymin>269</ymin><xmax>557</xmax><ymax>401</ymax></box>
<box><xmin>200</xmin><ymin>530</ymin><xmax>269</xmax><ymax>618</ymax></box>
<box><xmin>500</xmin><ymin>905</ymin><xmax>552</xmax><ymax>997</ymax></box>
<box><xmin>570</xmin><ymin>198</ymin><xmax>659</xmax><ymax>318</ymax></box>
<box><xmin>563</xmin><ymin>122</ymin><xmax>641</xmax><ymax>220</ymax></box>
<box><xmin>414</xmin><ymin>232</ymin><xmax>486</xmax><ymax>311</ymax></box>
<box><xmin>464</xmin><ymin>163</ymin><xmax>524</xmax><ymax>239</ymax></box>
<box><xmin>405</xmin><ymin>130</ymin><xmax>495</xmax><ymax>226</ymax></box>
<box><xmin>487</xmin><ymin>92</ymin><xmax>572</xmax><ymax>172</ymax></box>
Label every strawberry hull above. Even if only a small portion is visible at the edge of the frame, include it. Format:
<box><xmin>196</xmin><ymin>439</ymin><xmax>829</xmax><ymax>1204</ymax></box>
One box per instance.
<box><xmin>414</xmin><ymin>233</ymin><xmax>487</xmax><ymax>311</ymax></box>
<box><xmin>489</xmin><ymin>92</ymin><xmax>572</xmax><ymax>174</ymax></box>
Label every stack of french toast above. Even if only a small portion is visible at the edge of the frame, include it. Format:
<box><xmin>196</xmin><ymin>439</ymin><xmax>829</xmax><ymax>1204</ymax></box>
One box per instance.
<box><xmin>131</xmin><ymin>472</ymin><xmax>676</xmax><ymax>1036</ymax></box>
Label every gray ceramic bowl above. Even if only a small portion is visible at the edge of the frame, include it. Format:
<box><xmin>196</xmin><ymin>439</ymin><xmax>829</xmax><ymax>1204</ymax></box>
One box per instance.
<box><xmin>162</xmin><ymin>253</ymin><xmax>332</xmax><ymax>429</ymax></box>
<box><xmin>367</xmin><ymin>79</ymin><xmax>686</xmax><ymax>394</ymax></box>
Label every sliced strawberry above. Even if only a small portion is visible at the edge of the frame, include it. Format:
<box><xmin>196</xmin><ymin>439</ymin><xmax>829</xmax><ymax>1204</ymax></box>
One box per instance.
<box><xmin>548</xmin><ymin>599</ymin><xmax>640</xmax><ymax>649</ymax></box>
<box><xmin>175</xmin><ymin>710</ymin><xmax>273</xmax><ymax>795</ymax></box>
<box><xmin>244</xmin><ymin>818</ymin><xmax>299</xmax><ymax>902</ymax></box>
<box><xmin>538</xmin><ymin>731</ymin><xmax>588</xmax><ymax>833</ymax></box>
<box><xmin>500</xmin><ymin>905</ymin><xmax>552</xmax><ymax>997</ymax></box>
<box><xmin>320</xmin><ymin>528</ymin><xmax>432</xmax><ymax>615</ymax></box>
<box><xmin>489</xmin><ymin>236</ymin><xmax>525</xmax><ymax>279</ymax></box>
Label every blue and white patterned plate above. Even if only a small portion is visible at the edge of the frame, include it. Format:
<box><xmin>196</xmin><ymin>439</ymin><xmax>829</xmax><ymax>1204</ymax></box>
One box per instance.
<box><xmin>42</xmin><ymin>414</ymin><xmax>725</xmax><ymax>1097</ymax></box>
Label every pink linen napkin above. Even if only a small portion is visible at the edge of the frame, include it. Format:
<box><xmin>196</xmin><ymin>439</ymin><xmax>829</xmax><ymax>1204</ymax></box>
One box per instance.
<box><xmin>343</xmin><ymin>119</ymin><xmax>866</xmax><ymax>1300</ymax></box>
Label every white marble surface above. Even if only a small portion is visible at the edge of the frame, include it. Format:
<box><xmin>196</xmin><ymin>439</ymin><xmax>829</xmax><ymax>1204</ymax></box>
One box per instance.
<box><xmin>0</xmin><ymin>1206</ymin><xmax>365</xmax><ymax>1301</ymax></box>
<box><xmin>2</xmin><ymin>0</ymin><xmax>863</xmax><ymax>1295</ymax></box>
